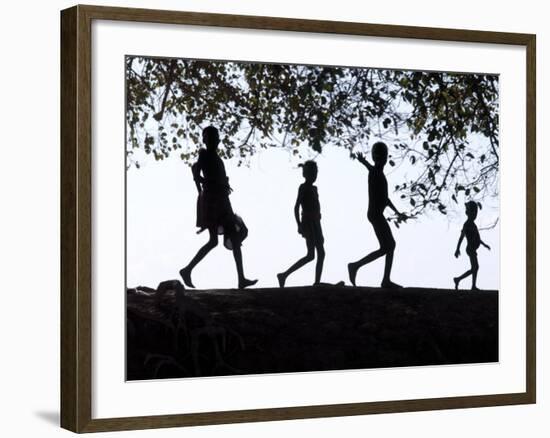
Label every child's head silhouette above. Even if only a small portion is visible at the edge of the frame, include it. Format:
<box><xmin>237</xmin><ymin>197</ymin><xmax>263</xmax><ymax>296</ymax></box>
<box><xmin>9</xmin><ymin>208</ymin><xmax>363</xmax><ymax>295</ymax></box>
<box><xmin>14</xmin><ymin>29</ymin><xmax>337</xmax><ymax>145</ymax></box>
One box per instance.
<box><xmin>202</xmin><ymin>126</ymin><xmax>220</xmax><ymax>150</ymax></box>
<box><xmin>465</xmin><ymin>201</ymin><xmax>478</xmax><ymax>220</ymax></box>
<box><xmin>301</xmin><ymin>160</ymin><xmax>318</xmax><ymax>183</ymax></box>
<box><xmin>371</xmin><ymin>142</ymin><xmax>388</xmax><ymax>167</ymax></box>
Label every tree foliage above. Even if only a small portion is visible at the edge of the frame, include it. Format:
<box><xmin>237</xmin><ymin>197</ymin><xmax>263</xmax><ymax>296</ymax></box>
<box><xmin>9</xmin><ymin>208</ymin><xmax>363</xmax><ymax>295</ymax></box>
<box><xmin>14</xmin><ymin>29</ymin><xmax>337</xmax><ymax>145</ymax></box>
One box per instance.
<box><xmin>126</xmin><ymin>56</ymin><xmax>499</xmax><ymax>221</ymax></box>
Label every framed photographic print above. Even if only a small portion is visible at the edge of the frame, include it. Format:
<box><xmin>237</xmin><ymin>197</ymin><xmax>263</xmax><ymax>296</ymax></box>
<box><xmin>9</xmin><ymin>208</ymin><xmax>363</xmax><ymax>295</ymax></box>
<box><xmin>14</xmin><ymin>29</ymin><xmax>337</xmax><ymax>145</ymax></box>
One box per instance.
<box><xmin>60</xmin><ymin>4</ymin><xmax>536</xmax><ymax>433</ymax></box>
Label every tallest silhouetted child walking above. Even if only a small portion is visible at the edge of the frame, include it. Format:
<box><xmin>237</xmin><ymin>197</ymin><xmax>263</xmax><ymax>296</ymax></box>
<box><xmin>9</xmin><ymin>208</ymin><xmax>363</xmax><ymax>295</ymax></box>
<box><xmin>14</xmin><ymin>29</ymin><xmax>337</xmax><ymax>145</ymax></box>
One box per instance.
<box><xmin>348</xmin><ymin>142</ymin><xmax>405</xmax><ymax>289</ymax></box>
<box><xmin>179</xmin><ymin>126</ymin><xmax>257</xmax><ymax>290</ymax></box>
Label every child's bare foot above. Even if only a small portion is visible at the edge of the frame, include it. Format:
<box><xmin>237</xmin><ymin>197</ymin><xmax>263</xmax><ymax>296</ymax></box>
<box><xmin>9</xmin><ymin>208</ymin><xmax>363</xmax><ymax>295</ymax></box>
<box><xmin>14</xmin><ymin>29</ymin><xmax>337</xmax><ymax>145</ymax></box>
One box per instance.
<box><xmin>277</xmin><ymin>273</ymin><xmax>286</xmax><ymax>288</ymax></box>
<box><xmin>239</xmin><ymin>278</ymin><xmax>258</xmax><ymax>289</ymax></box>
<box><xmin>348</xmin><ymin>263</ymin><xmax>358</xmax><ymax>286</ymax></box>
<box><xmin>453</xmin><ymin>277</ymin><xmax>460</xmax><ymax>290</ymax></box>
<box><xmin>179</xmin><ymin>267</ymin><xmax>195</xmax><ymax>288</ymax></box>
<box><xmin>471</xmin><ymin>286</ymin><xmax>480</xmax><ymax>291</ymax></box>
<box><xmin>381</xmin><ymin>280</ymin><xmax>403</xmax><ymax>289</ymax></box>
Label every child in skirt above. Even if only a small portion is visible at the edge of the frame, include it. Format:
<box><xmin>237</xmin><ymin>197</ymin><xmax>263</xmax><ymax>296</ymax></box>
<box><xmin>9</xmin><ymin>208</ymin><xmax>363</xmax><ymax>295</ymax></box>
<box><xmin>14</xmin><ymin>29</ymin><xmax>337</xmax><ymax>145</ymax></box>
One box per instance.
<box><xmin>180</xmin><ymin>126</ymin><xmax>256</xmax><ymax>289</ymax></box>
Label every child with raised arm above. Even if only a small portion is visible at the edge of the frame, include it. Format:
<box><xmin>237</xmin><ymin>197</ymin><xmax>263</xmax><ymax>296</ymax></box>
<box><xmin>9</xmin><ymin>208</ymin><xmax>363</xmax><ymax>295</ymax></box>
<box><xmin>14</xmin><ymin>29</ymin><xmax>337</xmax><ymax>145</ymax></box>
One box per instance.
<box><xmin>453</xmin><ymin>201</ymin><xmax>491</xmax><ymax>290</ymax></box>
<box><xmin>348</xmin><ymin>142</ymin><xmax>405</xmax><ymax>289</ymax></box>
<box><xmin>277</xmin><ymin>161</ymin><xmax>325</xmax><ymax>287</ymax></box>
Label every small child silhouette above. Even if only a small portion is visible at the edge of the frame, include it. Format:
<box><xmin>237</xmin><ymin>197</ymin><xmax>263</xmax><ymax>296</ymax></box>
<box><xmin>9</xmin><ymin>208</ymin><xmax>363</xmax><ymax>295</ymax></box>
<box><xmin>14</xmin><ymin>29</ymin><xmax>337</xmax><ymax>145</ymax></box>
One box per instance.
<box><xmin>277</xmin><ymin>161</ymin><xmax>325</xmax><ymax>287</ymax></box>
<box><xmin>453</xmin><ymin>201</ymin><xmax>491</xmax><ymax>290</ymax></box>
<box><xmin>348</xmin><ymin>142</ymin><xmax>406</xmax><ymax>289</ymax></box>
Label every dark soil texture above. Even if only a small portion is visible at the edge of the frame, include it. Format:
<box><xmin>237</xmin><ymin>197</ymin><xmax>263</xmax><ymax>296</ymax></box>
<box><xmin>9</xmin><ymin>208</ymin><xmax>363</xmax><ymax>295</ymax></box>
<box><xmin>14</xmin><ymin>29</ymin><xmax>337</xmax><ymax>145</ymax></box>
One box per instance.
<box><xmin>126</xmin><ymin>281</ymin><xmax>498</xmax><ymax>381</ymax></box>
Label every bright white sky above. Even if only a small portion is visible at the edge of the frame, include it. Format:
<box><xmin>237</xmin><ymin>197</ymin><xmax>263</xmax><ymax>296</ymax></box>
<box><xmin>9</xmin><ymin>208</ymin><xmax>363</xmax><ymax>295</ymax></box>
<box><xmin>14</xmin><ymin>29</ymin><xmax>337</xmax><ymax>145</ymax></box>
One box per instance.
<box><xmin>126</xmin><ymin>141</ymin><xmax>499</xmax><ymax>291</ymax></box>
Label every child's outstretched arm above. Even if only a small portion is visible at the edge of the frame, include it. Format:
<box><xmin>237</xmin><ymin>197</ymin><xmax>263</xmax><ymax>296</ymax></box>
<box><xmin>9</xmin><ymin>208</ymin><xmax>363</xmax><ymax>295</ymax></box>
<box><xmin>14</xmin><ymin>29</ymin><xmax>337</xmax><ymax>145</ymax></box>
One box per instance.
<box><xmin>387</xmin><ymin>198</ymin><xmax>401</xmax><ymax>216</ymax></box>
<box><xmin>480</xmin><ymin>239</ymin><xmax>491</xmax><ymax>250</ymax></box>
<box><xmin>387</xmin><ymin>198</ymin><xmax>409</xmax><ymax>222</ymax></box>
<box><xmin>354</xmin><ymin>152</ymin><xmax>373</xmax><ymax>171</ymax></box>
<box><xmin>455</xmin><ymin>230</ymin><xmax>465</xmax><ymax>258</ymax></box>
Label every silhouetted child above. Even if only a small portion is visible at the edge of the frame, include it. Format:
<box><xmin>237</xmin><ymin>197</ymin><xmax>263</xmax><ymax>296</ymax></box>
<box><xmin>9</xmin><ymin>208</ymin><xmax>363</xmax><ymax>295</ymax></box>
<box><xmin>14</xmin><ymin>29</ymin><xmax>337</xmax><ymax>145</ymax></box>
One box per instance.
<box><xmin>348</xmin><ymin>142</ymin><xmax>405</xmax><ymax>289</ymax></box>
<box><xmin>277</xmin><ymin>161</ymin><xmax>325</xmax><ymax>287</ymax></box>
<box><xmin>454</xmin><ymin>201</ymin><xmax>491</xmax><ymax>290</ymax></box>
<box><xmin>179</xmin><ymin>126</ymin><xmax>257</xmax><ymax>290</ymax></box>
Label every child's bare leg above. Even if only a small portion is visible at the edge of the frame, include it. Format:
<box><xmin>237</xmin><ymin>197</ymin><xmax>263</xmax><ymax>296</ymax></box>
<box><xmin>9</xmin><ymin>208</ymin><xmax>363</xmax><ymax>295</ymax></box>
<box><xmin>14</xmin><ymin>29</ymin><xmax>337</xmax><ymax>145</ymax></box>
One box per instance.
<box><xmin>278</xmin><ymin>240</ymin><xmax>315</xmax><ymax>287</ymax></box>
<box><xmin>455</xmin><ymin>270</ymin><xmax>472</xmax><ymax>281</ymax></box>
<box><xmin>232</xmin><ymin>244</ymin><xmax>244</xmax><ymax>280</ymax></box>
<box><xmin>454</xmin><ymin>269</ymin><xmax>472</xmax><ymax>290</ymax></box>
<box><xmin>349</xmin><ymin>216</ymin><xmax>387</xmax><ymax>286</ymax></box>
<box><xmin>469</xmin><ymin>254</ymin><xmax>479</xmax><ymax>290</ymax></box>
<box><xmin>232</xmin><ymin>241</ymin><xmax>257</xmax><ymax>289</ymax></box>
<box><xmin>381</xmin><ymin>247</ymin><xmax>402</xmax><ymax>289</ymax></box>
<box><xmin>377</xmin><ymin>221</ymin><xmax>401</xmax><ymax>288</ymax></box>
<box><xmin>453</xmin><ymin>276</ymin><xmax>460</xmax><ymax>289</ymax></box>
<box><xmin>314</xmin><ymin>244</ymin><xmax>325</xmax><ymax>285</ymax></box>
<box><xmin>180</xmin><ymin>227</ymin><xmax>218</xmax><ymax>288</ymax></box>
<box><xmin>351</xmin><ymin>215</ymin><xmax>401</xmax><ymax>288</ymax></box>
<box><xmin>348</xmin><ymin>248</ymin><xmax>385</xmax><ymax>286</ymax></box>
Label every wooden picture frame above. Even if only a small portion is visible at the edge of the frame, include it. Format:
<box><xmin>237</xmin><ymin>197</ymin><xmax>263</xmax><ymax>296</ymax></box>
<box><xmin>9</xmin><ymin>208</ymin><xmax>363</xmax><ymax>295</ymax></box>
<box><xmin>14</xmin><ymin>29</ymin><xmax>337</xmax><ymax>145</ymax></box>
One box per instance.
<box><xmin>61</xmin><ymin>4</ymin><xmax>536</xmax><ymax>433</ymax></box>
